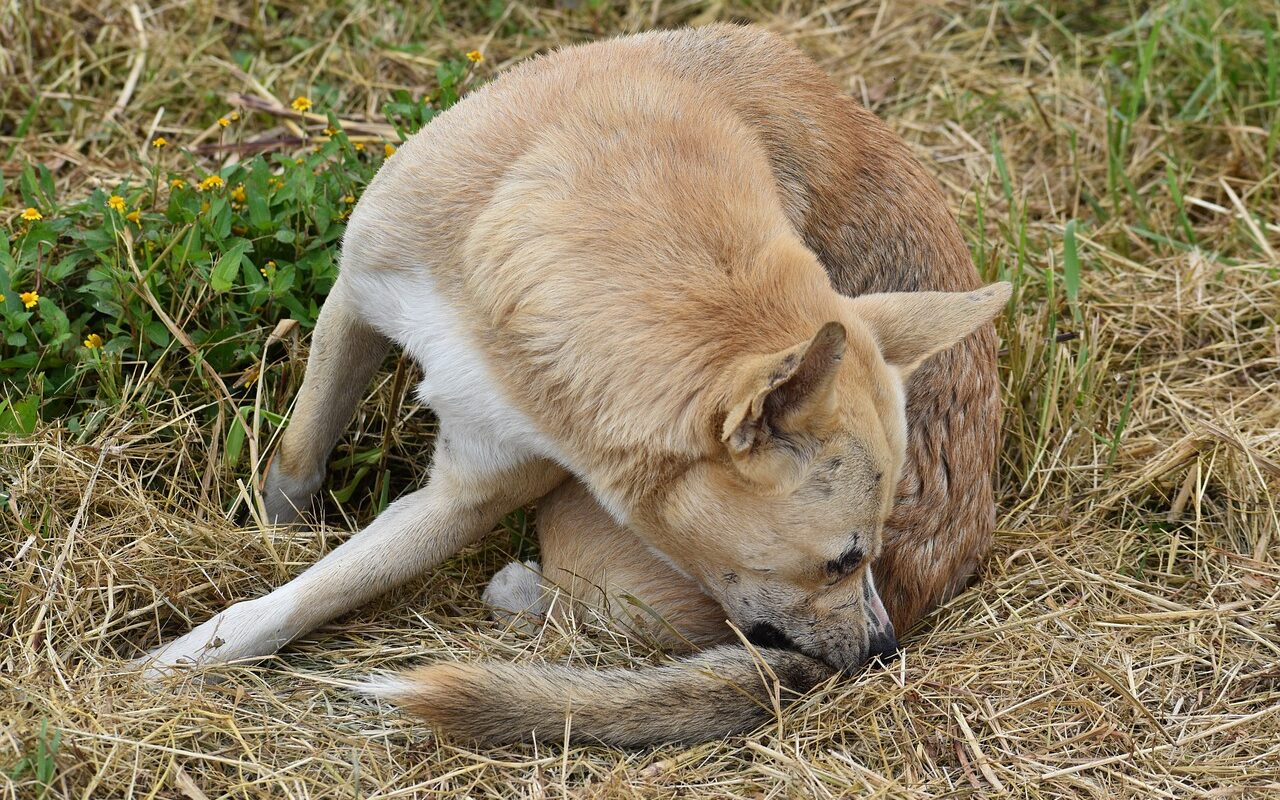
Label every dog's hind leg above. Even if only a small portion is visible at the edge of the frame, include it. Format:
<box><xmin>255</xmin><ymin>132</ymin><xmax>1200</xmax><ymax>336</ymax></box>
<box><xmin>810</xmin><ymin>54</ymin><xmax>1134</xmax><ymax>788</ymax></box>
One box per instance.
<box><xmin>141</xmin><ymin>443</ymin><xmax>566</xmax><ymax>677</ymax></box>
<box><xmin>530</xmin><ymin>480</ymin><xmax>732</xmax><ymax>650</ymax></box>
<box><xmin>262</xmin><ymin>275</ymin><xmax>391</xmax><ymax>524</ymax></box>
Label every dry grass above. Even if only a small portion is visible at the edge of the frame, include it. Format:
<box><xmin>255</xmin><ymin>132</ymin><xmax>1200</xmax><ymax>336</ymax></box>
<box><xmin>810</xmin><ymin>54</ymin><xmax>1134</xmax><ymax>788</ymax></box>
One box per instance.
<box><xmin>3</xmin><ymin>1</ymin><xmax>1279</xmax><ymax>797</ymax></box>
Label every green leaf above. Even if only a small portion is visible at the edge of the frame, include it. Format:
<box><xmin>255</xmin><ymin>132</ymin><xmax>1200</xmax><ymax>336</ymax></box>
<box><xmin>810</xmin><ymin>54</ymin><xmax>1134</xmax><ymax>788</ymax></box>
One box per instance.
<box><xmin>211</xmin><ymin>198</ymin><xmax>233</xmax><ymax>240</ymax></box>
<box><xmin>48</xmin><ymin>253</ymin><xmax>85</xmax><ymax>282</ymax></box>
<box><xmin>144</xmin><ymin>320</ymin><xmax>171</xmax><ymax>347</ymax></box>
<box><xmin>0</xmin><ymin>394</ymin><xmax>39</xmax><ymax>436</ymax></box>
<box><xmin>224</xmin><ymin>407</ymin><xmax>250</xmax><ymax>467</ymax></box>
<box><xmin>20</xmin><ymin>164</ymin><xmax>43</xmax><ymax>207</ymax></box>
<box><xmin>248</xmin><ymin>186</ymin><xmax>271</xmax><ymax>231</ymax></box>
<box><xmin>0</xmin><ymin>352</ymin><xmax>38</xmax><ymax>370</ymax></box>
<box><xmin>272</xmin><ymin>264</ymin><xmax>296</xmax><ymax>297</ymax></box>
<box><xmin>314</xmin><ymin>204</ymin><xmax>331</xmax><ymax>236</ymax></box>
<box><xmin>331</xmin><ymin>466</ymin><xmax>370</xmax><ymax>503</ymax></box>
<box><xmin>210</xmin><ymin>239</ymin><xmax>252</xmax><ymax>292</ymax></box>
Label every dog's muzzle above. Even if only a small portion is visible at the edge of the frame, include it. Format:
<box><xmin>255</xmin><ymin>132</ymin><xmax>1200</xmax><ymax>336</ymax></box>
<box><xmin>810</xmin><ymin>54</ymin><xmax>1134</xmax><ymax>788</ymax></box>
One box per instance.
<box><xmin>743</xmin><ymin>569</ymin><xmax>900</xmax><ymax>670</ymax></box>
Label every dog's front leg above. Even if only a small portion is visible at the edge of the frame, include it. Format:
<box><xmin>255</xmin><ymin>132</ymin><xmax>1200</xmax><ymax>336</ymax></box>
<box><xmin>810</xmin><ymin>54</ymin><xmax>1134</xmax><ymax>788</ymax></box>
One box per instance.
<box><xmin>139</xmin><ymin>452</ymin><xmax>566</xmax><ymax>677</ymax></box>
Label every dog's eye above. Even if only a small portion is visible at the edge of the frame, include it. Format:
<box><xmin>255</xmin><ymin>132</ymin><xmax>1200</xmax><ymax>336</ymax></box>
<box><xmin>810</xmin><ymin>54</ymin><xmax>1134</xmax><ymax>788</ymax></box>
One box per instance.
<box><xmin>824</xmin><ymin>545</ymin><xmax>864</xmax><ymax>578</ymax></box>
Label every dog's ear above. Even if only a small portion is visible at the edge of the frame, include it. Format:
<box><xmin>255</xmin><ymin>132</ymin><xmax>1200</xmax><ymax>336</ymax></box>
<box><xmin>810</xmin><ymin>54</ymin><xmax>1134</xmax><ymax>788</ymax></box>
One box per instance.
<box><xmin>846</xmin><ymin>282</ymin><xmax>1010</xmax><ymax>376</ymax></box>
<box><xmin>721</xmin><ymin>321</ymin><xmax>846</xmax><ymax>458</ymax></box>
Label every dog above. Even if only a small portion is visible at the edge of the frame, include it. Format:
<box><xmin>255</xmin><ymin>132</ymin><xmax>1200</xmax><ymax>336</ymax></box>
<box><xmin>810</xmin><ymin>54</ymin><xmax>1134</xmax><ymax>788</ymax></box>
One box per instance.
<box><xmin>141</xmin><ymin>24</ymin><xmax>1006</xmax><ymax>746</ymax></box>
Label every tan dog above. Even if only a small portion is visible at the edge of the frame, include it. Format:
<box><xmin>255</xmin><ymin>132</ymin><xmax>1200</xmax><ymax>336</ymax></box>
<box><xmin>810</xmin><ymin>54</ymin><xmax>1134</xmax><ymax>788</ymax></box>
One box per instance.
<box><xmin>141</xmin><ymin>25</ymin><xmax>1006</xmax><ymax>745</ymax></box>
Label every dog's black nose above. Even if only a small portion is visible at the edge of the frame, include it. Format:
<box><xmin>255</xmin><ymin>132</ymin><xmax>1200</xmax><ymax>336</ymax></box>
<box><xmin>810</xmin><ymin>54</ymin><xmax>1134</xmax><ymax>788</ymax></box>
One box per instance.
<box><xmin>867</xmin><ymin>630</ymin><xmax>900</xmax><ymax>664</ymax></box>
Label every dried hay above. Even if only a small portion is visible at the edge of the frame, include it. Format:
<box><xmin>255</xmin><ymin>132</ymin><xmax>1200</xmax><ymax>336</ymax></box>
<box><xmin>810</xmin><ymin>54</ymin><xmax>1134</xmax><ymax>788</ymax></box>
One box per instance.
<box><xmin>3</xmin><ymin>1</ymin><xmax>1278</xmax><ymax>797</ymax></box>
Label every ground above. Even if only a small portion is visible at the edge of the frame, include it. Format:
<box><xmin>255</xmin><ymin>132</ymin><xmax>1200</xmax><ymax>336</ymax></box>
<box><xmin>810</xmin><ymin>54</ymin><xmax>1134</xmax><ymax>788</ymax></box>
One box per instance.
<box><xmin>2</xmin><ymin>1</ymin><xmax>1278</xmax><ymax>798</ymax></box>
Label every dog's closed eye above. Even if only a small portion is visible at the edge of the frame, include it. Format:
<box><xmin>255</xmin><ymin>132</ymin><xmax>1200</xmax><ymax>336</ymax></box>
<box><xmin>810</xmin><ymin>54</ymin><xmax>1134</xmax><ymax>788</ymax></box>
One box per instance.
<box><xmin>824</xmin><ymin>544</ymin><xmax>864</xmax><ymax>578</ymax></box>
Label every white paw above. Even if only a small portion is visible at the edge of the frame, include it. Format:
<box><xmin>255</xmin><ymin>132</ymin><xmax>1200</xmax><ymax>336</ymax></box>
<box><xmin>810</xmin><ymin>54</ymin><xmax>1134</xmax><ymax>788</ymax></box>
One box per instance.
<box><xmin>483</xmin><ymin>560</ymin><xmax>549</xmax><ymax>634</ymax></box>
<box><xmin>136</xmin><ymin>596</ymin><xmax>295</xmax><ymax>679</ymax></box>
<box><xmin>261</xmin><ymin>457</ymin><xmax>323</xmax><ymax>525</ymax></box>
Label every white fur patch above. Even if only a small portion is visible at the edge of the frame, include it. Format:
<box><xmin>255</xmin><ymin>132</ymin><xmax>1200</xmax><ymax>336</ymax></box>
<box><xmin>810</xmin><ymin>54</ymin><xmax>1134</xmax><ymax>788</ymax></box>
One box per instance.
<box><xmin>344</xmin><ymin>268</ymin><xmax>565</xmax><ymax>475</ymax></box>
<box><xmin>483</xmin><ymin>560</ymin><xmax>550</xmax><ymax>634</ymax></box>
<box><xmin>353</xmin><ymin>673</ymin><xmax>417</xmax><ymax>701</ymax></box>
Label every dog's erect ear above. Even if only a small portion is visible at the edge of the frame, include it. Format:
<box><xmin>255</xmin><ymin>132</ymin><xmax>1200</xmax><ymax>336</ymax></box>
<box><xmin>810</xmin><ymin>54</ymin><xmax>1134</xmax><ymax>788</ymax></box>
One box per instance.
<box><xmin>846</xmin><ymin>282</ymin><xmax>1010</xmax><ymax>376</ymax></box>
<box><xmin>722</xmin><ymin>321</ymin><xmax>846</xmax><ymax>457</ymax></box>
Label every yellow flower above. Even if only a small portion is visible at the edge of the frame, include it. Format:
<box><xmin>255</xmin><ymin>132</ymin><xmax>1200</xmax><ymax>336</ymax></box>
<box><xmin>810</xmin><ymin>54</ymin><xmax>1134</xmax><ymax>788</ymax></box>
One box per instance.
<box><xmin>107</xmin><ymin>195</ymin><xmax>126</xmax><ymax>213</ymax></box>
<box><xmin>217</xmin><ymin>117</ymin><xmax>230</xmax><ymax>128</ymax></box>
<box><xmin>170</xmin><ymin>178</ymin><xmax>185</xmax><ymax>189</ymax></box>
<box><xmin>21</xmin><ymin>207</ymin><xmax>42</xmax><ymax>221</ymax></box>
<box><xmin>20</xmin><ymin>291</ymin><xmax>39</xmax><ymax>309</ymax></box>
<box><xmin>342</xmin><ymin>195</ymin><xmax>355</xmax><ymax>204</ymax></box>
<box><xmin>354</xmin><ymin>142</ymin><xmax>365</xmax><ymax>152</ymax></box>
<box><xmin>384</xmin><ymin>143</ymin><xmax>397</xmax><ymax>157</ymax></box>
<box><xmin>323</xmin><ymin>126</ymin><xmax>338</xmax><ymax>136</ymax></box>
<box><xmin>291</xmin><ymin>96</ymin><xmax>312</xmax><ymax>113</ymax></box>
<box><xmin>259</xmin><ymin>267</ymin><xmax>268</xmax><ymax>277</ymax></box>
<box><xmin>266</xmin><ymin>260</ymin><xmax>277</xmax><ymax>269</ymax></box>
<box><xmin>466</xmin><ymin>50</ymin><xmax>484</xmax><ymax>63</ymax></box>
<box><xmin>151</xmin><ymin>136</ymin><xmax>167</xmax><ymax>148</ymax></box>
<box><xmin>229</xmin><ymin>110</ymin><xmax>241</xmax><ymax>121</ymax></box>
<box><xmin>231</xmin><ymin>184</ymin><xmax>247</xmax><ymax>203</ymax></box>
<box><xmin>126</xmin><ymin>210</ymin><xmax>141</xmax><ymax>223</ymax></box>
<box><xmin>197</xmin><ymin>175</ymin><xmax>224</xmax><ymax>191</ymax></box>
<box><xmin>83</xmin><ymin>333</ymin><xmax>104</xmax><ymax>349</ymax></box>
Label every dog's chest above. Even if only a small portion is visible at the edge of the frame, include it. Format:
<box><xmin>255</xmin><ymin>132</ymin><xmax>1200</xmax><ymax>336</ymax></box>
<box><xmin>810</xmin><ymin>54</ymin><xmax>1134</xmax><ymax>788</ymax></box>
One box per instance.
<box><xmin>347</xmin><ymin>268</ymin><xmax>563</xmax><ymax>472</ymax></box>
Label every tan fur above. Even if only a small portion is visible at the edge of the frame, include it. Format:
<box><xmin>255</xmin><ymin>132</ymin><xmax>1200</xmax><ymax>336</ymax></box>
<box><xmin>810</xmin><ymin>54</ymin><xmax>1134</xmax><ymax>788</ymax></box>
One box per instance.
<box><xmin>142</xmin><ymin>25</ymin><xmax>1007</xmax><ymax>746</ymax></box>
<box><xmin>486</xmin><ymin>24</ymin><xmax>1003</xmax><ymax>638</ymax></box>
<box><xmin>535</xmin><ymin>480</ymin><xmax>730</xmax><ymax>650</ymax></box>
<box><xmin>369</xmin><ymin>646</ymin><xmax>834</xmax><ymax>746</ymax></box>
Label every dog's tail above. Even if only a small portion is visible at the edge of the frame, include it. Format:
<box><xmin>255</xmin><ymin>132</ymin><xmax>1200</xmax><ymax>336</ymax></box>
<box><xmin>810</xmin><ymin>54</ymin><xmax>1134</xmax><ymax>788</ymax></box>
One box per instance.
<box><xmin>358</xmin><ymin>646</ymin><xmax>834</xmax><ymax>746</ymax></box>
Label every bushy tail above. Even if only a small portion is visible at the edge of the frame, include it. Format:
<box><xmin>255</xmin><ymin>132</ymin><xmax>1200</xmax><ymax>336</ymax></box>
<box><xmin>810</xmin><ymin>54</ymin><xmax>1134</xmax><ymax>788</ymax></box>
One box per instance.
<box><xmin>359</xmin><ymin>646</ymin><xmax>834</xmax><ymax>746</ymax></box>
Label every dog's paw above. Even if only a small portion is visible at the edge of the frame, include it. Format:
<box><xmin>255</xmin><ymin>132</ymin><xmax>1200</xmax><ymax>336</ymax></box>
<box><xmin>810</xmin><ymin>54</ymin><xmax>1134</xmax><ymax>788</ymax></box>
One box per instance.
<box><xmin>134</xmin><ymin>598</ymin><xmax>292</xmax><ymax>680</ymax></box>
<box><xmin>483</xmin><ymin>560</ymin><xmax>549</xmax><ymax>634</ymax></box>
<box><xmin>260</xmin><ymin>455</ymin><xmax>323</xmax><ymax>525</ymax></box>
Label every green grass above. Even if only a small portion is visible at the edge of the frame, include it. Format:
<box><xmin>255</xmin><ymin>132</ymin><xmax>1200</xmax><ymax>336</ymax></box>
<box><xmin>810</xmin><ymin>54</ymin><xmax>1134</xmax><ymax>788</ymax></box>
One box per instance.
<box><xmin>6</xmin><ymin>719</ymin><xmax>59</xmax><ymax>799</ymax></box>
<box><xmin>1</xmin><ymin>50</ymin><xmax>483</xmax><ymax>444</ymax></box>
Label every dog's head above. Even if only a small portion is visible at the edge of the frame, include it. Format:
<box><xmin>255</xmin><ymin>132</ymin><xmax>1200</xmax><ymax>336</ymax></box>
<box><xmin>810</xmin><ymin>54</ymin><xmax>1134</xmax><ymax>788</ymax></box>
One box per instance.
<box><xmin>637</xmin><ymin>282</ymin><xmax>1009</xmax><ymax>671</ymax></box>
